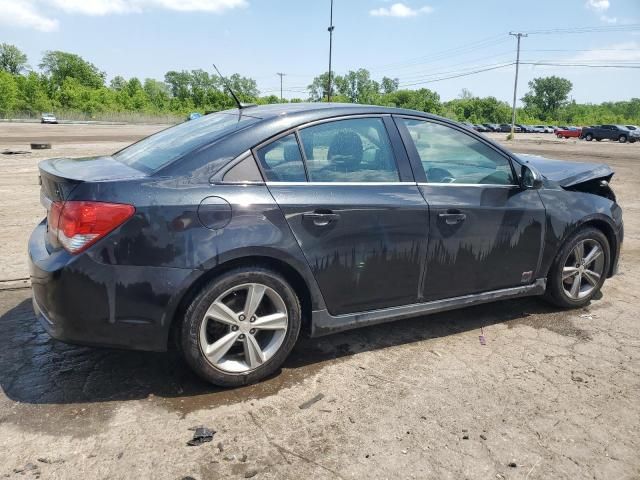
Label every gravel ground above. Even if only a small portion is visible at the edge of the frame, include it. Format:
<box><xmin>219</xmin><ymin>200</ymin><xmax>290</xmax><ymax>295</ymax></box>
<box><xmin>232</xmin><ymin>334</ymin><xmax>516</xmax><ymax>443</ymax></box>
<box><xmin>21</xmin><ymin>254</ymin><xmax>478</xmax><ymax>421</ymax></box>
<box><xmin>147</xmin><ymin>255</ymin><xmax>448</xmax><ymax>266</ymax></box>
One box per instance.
<box><xmin>0</xmin><ymin>123</ymin><xmax>639</xmax><ymax>479</ymax></box>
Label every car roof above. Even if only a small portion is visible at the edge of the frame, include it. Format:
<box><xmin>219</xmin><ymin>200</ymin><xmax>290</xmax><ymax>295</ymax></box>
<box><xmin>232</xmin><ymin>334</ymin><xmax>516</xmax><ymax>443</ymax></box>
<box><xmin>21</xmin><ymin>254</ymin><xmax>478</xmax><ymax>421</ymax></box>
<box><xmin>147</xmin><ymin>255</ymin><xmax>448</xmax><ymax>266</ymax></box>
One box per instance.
<box><xmin>217</xmin><ymin>102</ymin><xmax>443</xmax><ymax>122</ymax></box>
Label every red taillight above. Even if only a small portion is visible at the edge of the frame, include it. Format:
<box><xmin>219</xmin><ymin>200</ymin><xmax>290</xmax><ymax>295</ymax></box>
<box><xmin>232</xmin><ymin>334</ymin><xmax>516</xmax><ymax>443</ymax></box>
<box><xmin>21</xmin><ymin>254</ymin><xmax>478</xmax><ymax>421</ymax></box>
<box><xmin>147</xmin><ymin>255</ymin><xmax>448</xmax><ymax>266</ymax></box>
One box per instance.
<box><xmin>49</xmin><ymin>201</ymin><xmax>135</xmax><ymax>254</ymax></box>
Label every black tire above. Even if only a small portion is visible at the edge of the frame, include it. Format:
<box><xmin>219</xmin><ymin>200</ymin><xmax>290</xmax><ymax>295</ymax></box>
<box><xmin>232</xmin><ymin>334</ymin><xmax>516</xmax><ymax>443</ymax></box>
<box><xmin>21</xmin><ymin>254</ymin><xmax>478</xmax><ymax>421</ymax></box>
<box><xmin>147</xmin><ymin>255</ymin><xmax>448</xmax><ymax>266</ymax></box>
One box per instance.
<box><xmin>545</xmin><ymin>227</ymin><xmax>610</xmax><ymax>309</ymax></box>
<box><xmin>585</xmin><ymin>133</ymin><xmax>593</xmax><ymax>141</ymax></box>
<box><xmin>618</xmin><ymin>135</ymin><xmax>627</xmax><ymax>143</ymax></box>
<box><xmin>180</xmin><ymin>267</ymin><xmax>301</xmax><ymax>387</ymax></box>
<box><xmin>557</xmin><ymin>134</ymin><xmax>563</xmax><ymax>139</ymax></box>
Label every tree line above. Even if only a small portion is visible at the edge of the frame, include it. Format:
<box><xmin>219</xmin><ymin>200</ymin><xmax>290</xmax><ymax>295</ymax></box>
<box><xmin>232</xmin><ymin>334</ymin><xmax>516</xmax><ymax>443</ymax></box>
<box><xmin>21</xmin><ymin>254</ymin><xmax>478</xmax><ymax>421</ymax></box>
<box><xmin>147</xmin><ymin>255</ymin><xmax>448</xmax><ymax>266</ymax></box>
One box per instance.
<box><xmin>0</xmin><ymin>43</ymin><xmax>638</xmax><ymax>125</ymax></box>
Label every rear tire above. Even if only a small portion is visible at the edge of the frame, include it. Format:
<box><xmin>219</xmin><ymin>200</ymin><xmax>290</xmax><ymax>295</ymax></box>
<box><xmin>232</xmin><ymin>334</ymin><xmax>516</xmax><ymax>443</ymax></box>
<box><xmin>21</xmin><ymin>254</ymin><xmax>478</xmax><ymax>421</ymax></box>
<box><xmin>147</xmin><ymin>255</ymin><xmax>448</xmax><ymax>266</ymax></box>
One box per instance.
<box><xmin>544</xmin><ymin>227</ymin><xmax>610</xmax><ymax>309</ymax></box>
<box><xmin>180</xmin><ymin>267</ymin><xmax>301</xmax><ymax>387</ymax></box>
<box><xmin>585</xmin><ymin>133</ymin><xmax>593</xmax><ymax>141</ymax></box>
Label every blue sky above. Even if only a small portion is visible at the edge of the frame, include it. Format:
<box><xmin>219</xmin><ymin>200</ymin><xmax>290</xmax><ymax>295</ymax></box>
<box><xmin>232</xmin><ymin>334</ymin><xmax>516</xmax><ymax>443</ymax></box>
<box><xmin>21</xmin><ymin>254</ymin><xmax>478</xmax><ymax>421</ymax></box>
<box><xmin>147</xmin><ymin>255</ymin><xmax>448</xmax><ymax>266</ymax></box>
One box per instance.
<box><xmin>1</xmin><ymin>0</ymin><xmax>639</xmax><ymax>104</ymax></box>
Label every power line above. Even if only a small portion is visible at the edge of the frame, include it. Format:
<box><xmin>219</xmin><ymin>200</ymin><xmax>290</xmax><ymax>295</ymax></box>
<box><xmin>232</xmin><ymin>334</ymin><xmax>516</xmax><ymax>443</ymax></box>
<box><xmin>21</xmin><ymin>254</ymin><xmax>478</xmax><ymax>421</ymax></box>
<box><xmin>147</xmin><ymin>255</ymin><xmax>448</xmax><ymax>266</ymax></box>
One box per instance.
<box><xmin>521</xmin><ymin>62</ymin><xmax>640</xmax><ymax>68</ymax></box>
<box><xmin>397</xmin><ymin>62</ymin><xmax>515</xmax><ymax>87</ymax></box>
<box><xmin>524</xmin><ymin>24</ymin><xmax>640</xmax><ymax>35</ymax></box>
<box><xmin>366</xmin><ymin>34</ymin><xmax>511</xmax><ymax>73</ymax></box>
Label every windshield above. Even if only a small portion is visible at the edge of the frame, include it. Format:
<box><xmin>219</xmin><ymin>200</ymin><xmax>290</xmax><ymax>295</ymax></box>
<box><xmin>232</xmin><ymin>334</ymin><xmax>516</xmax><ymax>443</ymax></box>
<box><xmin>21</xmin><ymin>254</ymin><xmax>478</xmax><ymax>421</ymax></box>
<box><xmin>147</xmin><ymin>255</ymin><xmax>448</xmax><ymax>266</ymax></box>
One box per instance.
<box><xmin>113</xmin><ymin>112</ymin><xmax>259</xmax><ymax>172</ymax></box>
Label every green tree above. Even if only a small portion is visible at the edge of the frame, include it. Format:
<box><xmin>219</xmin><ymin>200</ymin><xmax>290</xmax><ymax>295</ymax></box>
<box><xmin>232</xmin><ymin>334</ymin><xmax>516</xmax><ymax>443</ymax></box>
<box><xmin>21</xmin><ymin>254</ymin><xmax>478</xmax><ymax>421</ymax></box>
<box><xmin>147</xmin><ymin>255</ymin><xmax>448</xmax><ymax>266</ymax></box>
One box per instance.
<box><xmin>164</xmin><ymin>70</ymin><xmax>192</xmax><ymax>101</ymax></box>
<box><xmin>522</xmin><ymin>76</ymin><xmax>573</xmax><ymax>120</ymax></box>
<box><xmin>110</xmin><ymin>75</ymin><xmax>126</xmax><ymax>90</ymax></box>
<box><xmin>0</xmin><ymin>71</ymin><xmax>18</xmax><ymax>115</ymax></box>
<box><xmin>15</xmin><ymin>71</ymin><xmax>51</xmax><ymax>113</ymax></box>
<box><xmin>381</xmin><ymin>77</ymin><xmax>399</xmax><ymax>94</ymax></box>
<box><xmin>382</xmin><ymin>88</ymin><xmax>441</xmax><ymax>114</ymax></box>
<box><xmin>0</xmin><ymin>43</ymin><xmax>28</xmax><ymax>74</ymax></box>
<box><xmin>335</xmin><ymin>69</ymin><xmax>380</xmax><ymax>104</ymax></box>
<box><xmin>143</xmin><ymin>79</ymin><xmax>170</xmax><ymax>110</ymax></box>
<box><xmin>40</xmin><ymin>51</ymin><xmax>105</xmax><ymax>90</ymax></box>
<box><xmin>307</xmin><ymin>72</ymin><xmax>338</xmax><ymax>102</ymax></box>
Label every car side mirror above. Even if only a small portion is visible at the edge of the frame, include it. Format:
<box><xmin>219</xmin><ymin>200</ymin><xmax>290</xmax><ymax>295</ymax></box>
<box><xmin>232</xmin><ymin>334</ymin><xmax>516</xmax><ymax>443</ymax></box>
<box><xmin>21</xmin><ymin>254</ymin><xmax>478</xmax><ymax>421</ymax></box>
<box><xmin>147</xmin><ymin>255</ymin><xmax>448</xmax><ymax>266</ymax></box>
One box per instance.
<box><xmin>521</xmin><ymin>165</ymin><xmax>543</xmax><ymax>189</ymax></box>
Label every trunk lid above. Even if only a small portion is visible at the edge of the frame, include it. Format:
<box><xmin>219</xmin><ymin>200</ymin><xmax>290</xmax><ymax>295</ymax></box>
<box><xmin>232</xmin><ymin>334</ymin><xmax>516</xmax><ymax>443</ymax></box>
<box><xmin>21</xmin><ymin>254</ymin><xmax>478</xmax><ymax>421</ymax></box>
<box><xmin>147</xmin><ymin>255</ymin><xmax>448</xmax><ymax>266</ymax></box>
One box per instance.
<box><xmin>38</xmin><ymin>156</ymin><xmax>145</xmax><ymax>250</ymax></box>
<box><xmin>517</xmin><ymin>154</ymin><xmax>613</xmax><ymax>187</ymax></box>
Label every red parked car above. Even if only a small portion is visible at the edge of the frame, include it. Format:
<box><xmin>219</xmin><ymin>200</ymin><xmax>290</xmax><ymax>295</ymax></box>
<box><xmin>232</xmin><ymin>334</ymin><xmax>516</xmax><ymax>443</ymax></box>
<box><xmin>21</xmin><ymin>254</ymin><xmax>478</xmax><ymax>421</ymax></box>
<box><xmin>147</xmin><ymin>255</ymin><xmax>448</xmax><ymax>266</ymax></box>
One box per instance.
<box><xmin>556</xmin><ymin>127</ymin><xmax>582</xmax><ymax>139</ymax></box>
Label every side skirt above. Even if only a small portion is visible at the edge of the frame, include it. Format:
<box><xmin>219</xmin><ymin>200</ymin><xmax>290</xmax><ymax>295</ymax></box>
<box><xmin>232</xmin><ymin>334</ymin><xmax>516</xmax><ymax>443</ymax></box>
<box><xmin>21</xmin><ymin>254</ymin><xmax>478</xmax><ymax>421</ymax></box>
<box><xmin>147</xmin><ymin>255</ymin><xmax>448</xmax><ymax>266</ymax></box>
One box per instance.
<box><xmin>310</xmin><ymin>278</ymin><xmax>546</xmax><ymax>337</ymax></box>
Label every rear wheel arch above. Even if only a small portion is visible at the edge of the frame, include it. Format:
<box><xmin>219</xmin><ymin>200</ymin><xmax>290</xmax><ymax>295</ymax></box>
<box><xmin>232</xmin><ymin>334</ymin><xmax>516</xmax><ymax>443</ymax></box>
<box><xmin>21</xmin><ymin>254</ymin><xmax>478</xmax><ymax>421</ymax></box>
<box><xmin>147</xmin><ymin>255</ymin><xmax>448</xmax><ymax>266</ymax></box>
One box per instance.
<box><xmin>169</xmin><ymin>255</ymin><xmax>314</xmax><ymax>350</ymax></box>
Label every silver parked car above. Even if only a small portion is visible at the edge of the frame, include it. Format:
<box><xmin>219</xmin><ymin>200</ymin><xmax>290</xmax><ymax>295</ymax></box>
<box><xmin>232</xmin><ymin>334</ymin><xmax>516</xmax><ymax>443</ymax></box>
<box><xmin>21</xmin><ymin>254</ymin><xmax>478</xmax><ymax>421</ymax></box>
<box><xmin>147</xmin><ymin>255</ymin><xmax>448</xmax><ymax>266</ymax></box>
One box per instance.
<box><xmin>40</xmin><ymin>113</ymin><xmax>58</xmax><ymax>124</ymax></box>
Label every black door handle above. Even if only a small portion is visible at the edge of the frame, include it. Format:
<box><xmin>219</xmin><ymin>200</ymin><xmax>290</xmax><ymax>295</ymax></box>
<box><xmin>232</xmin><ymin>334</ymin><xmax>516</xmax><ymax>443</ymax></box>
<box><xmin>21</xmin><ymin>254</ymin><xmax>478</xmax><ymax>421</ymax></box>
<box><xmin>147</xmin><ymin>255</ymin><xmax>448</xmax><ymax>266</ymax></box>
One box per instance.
<box><xmin>303</xmin><ymin>211</ymin><xmax>340</xmax><ymax>227</ymax></box>
<box><xmin>438</xmin><ymin>211</ymin><xmax>466</xmax><ymax>225</ymax></box>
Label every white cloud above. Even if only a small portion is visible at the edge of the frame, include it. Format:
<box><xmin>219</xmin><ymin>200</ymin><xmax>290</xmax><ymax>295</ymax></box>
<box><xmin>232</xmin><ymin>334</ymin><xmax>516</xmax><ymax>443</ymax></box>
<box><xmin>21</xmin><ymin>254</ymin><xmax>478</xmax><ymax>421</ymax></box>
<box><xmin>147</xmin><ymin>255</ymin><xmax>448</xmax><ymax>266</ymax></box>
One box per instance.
<box><xmin>49</xmin><ymin>0</ymin><xmax>140</xmax><ymax>15</ymax></box>
<box><xmin>0</xmin><ymin>0</ymin><xmax>247</xmax><ymax>32</ymax></box>
<box><xmin>585</xmin><ymin>0</ymin><xmax>610</xmax><ymax>12</ymax></box>
<box><xmin>570</xmin><ymin>41</ymin><xmax>640</xmax><ymax>62</ymax></box>
<box><xmin>49</xmin><ymin>0</ymin><xmax>248</xmax><ymax>15</ymax></box>
<box><xmin>0</xmin><ymin>0</ymin><xmax>59</xmax><ymax>31</ymax></box>
<box><xmin>600</xmin><ymin>14</ymin><xmax>617</xmax><ymax>23</ymax></box>
<box><xmin>370</xmin><ymin>3</ymin><xmax>432</xmax><ymax>18</ymax></box>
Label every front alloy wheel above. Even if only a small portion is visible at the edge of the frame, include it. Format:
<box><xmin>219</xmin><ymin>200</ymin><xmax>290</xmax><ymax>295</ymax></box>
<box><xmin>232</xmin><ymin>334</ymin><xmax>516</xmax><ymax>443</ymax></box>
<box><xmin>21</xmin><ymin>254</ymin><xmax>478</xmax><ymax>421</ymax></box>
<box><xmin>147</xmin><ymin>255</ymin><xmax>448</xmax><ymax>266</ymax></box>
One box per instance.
<box><xmin>545</xmin><ymin>227</ymin><xmax>610</xmax><ymax>308</ymax></box>
<box><xmin>561</xmin><ymin>239</ymin><xmax>605</xmax><ymax>300</ymax></box>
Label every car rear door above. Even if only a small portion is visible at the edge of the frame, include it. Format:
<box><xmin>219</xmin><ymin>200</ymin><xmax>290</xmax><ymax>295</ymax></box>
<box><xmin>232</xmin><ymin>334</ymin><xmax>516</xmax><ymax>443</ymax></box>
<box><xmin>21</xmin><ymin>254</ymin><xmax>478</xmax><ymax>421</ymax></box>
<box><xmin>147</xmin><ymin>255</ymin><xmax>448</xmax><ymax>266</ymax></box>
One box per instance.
<box><xmin>394</xmin><ymin>116</ymin><xmax>546</xmax><ymax>301</ymax></box>
<box><xmin>254</xmin><ymin>115</ymin><xmax>430</xmax><ymax>316</ymax></box>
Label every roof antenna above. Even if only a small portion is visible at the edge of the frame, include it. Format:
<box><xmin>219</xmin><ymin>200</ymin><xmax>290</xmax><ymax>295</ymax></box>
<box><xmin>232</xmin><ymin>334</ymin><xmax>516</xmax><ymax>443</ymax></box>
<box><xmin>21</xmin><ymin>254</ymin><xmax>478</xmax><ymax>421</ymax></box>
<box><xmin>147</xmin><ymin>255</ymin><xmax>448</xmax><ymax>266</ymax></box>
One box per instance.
<box><xmin>212</xmin><ymin>63</ymin><xmax>254</xmax><ymax>110</ymax></box>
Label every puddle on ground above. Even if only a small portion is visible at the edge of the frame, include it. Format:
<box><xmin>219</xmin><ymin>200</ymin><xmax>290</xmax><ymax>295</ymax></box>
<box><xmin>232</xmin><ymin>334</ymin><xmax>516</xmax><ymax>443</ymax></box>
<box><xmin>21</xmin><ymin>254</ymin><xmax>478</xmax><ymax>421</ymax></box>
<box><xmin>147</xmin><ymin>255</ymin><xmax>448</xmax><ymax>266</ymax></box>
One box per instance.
<box><xmin>506</xmin><ymin>310</ymin><xmax>592</xmax><ymax>341</ymax></box>
<box><xmin>1</xmin><ymin>288</ymin><xmax>594</xmax><ymax>437</ymax></box>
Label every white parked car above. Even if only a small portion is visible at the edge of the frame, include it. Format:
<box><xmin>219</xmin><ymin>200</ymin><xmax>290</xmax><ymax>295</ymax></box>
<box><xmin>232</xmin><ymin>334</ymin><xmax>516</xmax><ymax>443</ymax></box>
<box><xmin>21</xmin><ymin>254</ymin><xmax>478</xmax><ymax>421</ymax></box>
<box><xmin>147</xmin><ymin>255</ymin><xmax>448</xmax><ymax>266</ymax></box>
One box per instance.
<box><xmin>41</xmin><ymin>113</ymin><xmax>58</xmax><ymax>124</ymax></box>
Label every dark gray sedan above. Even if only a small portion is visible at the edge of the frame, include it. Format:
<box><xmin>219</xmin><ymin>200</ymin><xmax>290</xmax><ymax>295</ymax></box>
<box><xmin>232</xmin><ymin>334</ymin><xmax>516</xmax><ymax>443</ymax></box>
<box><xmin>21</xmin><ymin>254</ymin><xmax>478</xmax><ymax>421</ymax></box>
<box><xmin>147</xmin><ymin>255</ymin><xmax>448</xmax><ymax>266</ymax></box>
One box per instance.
<box><xmin>29</xmin><ymin>103</ymin><xmax>623</xmax><ymax>386</ymax></box>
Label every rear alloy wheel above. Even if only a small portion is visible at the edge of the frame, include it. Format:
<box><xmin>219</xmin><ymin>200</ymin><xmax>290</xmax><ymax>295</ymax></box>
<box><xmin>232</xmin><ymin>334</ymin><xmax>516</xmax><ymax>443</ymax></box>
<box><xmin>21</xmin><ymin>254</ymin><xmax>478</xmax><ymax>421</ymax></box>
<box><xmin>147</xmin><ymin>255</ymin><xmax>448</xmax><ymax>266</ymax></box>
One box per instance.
<box><xmin>181</xmin><ymin>268</ymin><xmax>301</xmax><ymax>386</ymax></box>
<box><xmin>618</xmin><ymin>135</ymin><xmax>627</xmax><ymax>143</ymax></box>
<box><xmin>585</xmin><ymin>133</ymin><xmax>593</xmax><ymax>141</ymax></box>
<box><xmin>545</xmin><ymin>227</ymin><xmax>610</xmax><ymax>308</ymax></box>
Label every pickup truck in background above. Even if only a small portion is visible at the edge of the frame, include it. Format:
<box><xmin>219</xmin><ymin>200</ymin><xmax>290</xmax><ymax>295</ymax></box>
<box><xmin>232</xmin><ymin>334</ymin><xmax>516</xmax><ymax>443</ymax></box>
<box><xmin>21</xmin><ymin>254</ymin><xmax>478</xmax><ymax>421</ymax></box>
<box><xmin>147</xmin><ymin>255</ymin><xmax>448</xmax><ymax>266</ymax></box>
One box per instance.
<box><xmin>580</xmin><ymin>124</ymin><xmax>639</xmax><ymax>143</ymax></box>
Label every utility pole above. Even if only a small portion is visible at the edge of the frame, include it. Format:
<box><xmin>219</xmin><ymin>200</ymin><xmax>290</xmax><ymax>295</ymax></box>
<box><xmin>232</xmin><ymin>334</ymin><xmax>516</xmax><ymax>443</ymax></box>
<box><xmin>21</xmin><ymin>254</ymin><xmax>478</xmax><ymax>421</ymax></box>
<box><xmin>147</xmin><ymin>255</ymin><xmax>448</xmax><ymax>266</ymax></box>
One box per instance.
<box><xmin>509</xmin><ymin>32</ymin><xmax>527</xmax><ymax>136</ymax></box>
<box><xmin>276</xmin><ymin>72</ymin><xmax>286</xmax><ymax>102</ymax></box>
<box><xmin>327</xmin><ymin>0</ymin><xmax>335</xmax><ymax>102</ymax></box>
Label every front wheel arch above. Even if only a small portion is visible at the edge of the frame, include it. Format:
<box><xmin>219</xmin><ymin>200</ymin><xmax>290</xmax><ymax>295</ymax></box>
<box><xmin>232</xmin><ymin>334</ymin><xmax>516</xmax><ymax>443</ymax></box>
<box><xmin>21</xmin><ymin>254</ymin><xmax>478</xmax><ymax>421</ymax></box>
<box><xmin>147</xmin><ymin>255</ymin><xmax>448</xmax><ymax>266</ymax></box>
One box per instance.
<box><xmin>560</xmin><ymin>218</ymin><xmax>618</xmax><ymax>278</ymax></box>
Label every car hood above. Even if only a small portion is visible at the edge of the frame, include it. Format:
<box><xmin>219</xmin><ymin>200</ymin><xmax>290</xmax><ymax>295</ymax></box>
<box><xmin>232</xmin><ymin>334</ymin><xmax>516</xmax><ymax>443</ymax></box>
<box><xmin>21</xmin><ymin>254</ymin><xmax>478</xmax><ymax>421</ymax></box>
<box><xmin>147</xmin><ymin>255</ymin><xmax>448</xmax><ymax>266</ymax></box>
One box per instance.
<box><xmin>517</xmin><ymin>154</ymin><xmax>614</xmax><ymax>187</ymax></box>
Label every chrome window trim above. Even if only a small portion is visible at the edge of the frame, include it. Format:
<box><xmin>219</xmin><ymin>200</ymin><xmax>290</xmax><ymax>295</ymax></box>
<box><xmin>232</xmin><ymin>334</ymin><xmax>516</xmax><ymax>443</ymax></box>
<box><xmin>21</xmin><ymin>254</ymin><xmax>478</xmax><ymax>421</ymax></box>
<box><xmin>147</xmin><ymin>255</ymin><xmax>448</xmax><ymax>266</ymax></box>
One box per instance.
<box><xmin>252</xmin><ymin>114</ymin><xmax>405</xmax><ymax>184</ymax></box>
<box><xmin>266</xmin><ymin>181</ymin><xmax>417</xmax><ymax>187</ymax></box>
<box><xmin>417</xmin><ymin>182</ymin><xmax>519</xmax><ymax>188</ymax></box>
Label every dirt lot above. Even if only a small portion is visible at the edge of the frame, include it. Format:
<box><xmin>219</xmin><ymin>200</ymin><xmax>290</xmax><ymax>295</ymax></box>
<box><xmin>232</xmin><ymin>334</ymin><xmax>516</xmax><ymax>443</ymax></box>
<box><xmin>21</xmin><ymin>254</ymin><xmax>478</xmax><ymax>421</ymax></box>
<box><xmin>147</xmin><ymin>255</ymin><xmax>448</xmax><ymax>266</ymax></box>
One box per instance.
<box><xmin>0</xmin><ymin>123</ymin><xmax>639</xmax><ymax>479</ymax></box>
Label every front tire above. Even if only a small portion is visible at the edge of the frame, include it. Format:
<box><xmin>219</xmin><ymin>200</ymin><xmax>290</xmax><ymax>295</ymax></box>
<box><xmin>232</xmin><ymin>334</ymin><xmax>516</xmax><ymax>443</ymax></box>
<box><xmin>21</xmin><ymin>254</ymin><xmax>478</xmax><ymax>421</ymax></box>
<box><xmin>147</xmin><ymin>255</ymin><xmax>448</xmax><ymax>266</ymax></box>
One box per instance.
<box><xmin>618</xmin><ymin>135</ymin><xmax>627</xmax><ymax>143</ymax></box>
<box><xmin>545</xmin><ymin>227</ymin><xmax>610</xmax><ymax>309</ymax></box>
<box><xmin>180</xmin><ymin>267</ymin><xmax>301</xmax><ymax>387</ymax></box>
<box><xmin>585</xmin><ymin>133</ymin><xmax>593</xmax><ymax>141</ymax></box>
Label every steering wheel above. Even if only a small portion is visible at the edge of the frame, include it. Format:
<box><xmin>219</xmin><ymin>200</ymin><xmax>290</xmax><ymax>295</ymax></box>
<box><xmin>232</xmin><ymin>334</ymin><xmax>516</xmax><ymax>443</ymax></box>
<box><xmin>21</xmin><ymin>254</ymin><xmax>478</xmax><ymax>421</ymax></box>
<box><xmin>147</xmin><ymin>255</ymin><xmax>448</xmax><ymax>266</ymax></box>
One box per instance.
<box><xmin>426</xmin><ymin>167</ymin><xmax>455</xmax><ymax>183</ymax></box>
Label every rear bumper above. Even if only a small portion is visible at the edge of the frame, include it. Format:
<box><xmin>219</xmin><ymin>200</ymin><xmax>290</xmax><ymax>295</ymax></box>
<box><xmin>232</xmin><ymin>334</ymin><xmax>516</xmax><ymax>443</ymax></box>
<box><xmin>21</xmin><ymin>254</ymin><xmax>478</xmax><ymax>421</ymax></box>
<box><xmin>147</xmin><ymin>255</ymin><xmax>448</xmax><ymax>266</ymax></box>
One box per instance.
<box><xmin>29</xmin><ymin>221</ymin><xmax>195</xmax><ymax>352</ymax></box>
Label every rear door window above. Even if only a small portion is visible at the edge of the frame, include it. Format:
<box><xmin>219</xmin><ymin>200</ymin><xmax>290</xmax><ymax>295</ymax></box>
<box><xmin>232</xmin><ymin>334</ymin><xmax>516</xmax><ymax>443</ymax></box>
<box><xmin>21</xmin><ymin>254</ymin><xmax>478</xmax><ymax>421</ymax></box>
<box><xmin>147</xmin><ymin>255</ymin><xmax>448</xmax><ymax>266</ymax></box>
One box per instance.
<box><xmin>298</xmin><ymin>118</ymin><xmax>400</xmax><ymax>182</ymax></box>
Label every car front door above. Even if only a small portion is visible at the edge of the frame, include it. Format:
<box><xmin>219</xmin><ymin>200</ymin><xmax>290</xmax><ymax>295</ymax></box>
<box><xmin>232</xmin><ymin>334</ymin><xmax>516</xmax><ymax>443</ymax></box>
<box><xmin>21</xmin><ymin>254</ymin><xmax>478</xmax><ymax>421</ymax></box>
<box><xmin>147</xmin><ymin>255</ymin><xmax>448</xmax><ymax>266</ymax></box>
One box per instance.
<box><xmin>254</xmin><ymin>116</ymin><xmax>429</xmax><ymax>316</ymax></box>
<box><xmin>395</xmin><ymin>116</ymin><xmax>546</xmax><ymax>301</ymax></box>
